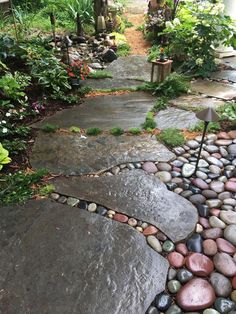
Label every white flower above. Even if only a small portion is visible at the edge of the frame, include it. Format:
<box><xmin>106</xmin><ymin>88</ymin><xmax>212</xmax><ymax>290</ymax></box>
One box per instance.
<box><xmin>173</xmin><ymin>18</ymin><xmax>180</xmax><ymax>26</ymax></box>
<box><xmin>2</xmin><ymin>128</ymin><xmax>8</xmax><ymax>133</ymax></box>
<box><xmin>165</xmin><ymin>21</ymin><xmax>174</xmax><ymax>29</ymax></box>
<box><xmin>196</xmin><ymin>58</ymin><xmax>203</xmax><ymax>66</ymax></box>
<box><xmin>5</xmin><ymin>112</ymin><xmax>11</xmax><ymax>117</ymax></box>
<box><xmin>1</xmin><ymin>120</ymin><xmax>6</xmax><ymax>124</ymax></box>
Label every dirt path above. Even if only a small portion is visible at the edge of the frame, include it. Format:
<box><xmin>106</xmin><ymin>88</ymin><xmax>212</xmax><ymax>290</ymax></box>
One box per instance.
<box><xmin>124</xmin><ymin>13</ymin><xmax>151</xmax><ymax>56</ymax></box>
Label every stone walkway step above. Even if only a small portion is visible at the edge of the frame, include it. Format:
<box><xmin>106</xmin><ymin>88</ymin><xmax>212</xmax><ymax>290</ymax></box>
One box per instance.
<box><xmin>155</xmin><ymin>107</ymin><xmax>199</xmax><ymax>130</ymax></box>
<box><xmin>30</xmin><ymin>133</ymin><xmax>175</xmax><ymax>175</ymax></box>
<box><xmin>210</xmin><ymin>70</ymin><xmax>236</xmax><ymax>83</ymax></box>
<box><xmin>52</xmin><ymin>170</ymin><xmax>198</xmax><ymax>242</ymax></box>
<box><xmin>191</xmin><ymin>79</ymin><xmax>236</xmax><ymax>100</ymax></box>
<box><xmin>220</xmin><ymin>56</ymin><xmax>236</xmax><ymax>70</ymax></box>
<box><xmin>0</xmin><ymin>199</ymin><xmax>168</xmax><ymax>314</ymax></box>
<box><xmin>168</xmin><ymin>95</ymin><xmax>226</xmax><ymax>110</ymax></box>
<box><xmin>32</xmin><ymin>92</ymin><xmax>155</xmax><ymax>130</ymax></box>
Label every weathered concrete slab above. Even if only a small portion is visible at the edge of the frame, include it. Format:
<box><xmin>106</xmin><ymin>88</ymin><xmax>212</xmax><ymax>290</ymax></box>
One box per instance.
<box><xmin>155</xmin><ymin>107</ymin><xmax>200</xmax><ymax>130</ymax></box>
<box><xmin>169</xmin><ymin>95</ymin><xmax>225</xmax><ymax>109</ymax></box>
<box><xmin>220</xmin><ymin>57</ymin><xmax>236</xmax><ymax>70</ymax></box>
<box><xmin>107</xmin><ymin>56</ymin><xmax>152</xmax><ymax>82</ymax></box>
<box><xmin>209</xmin><ymin>70</ymin><xmax>236</xmax><ymax>83</ymax></box>
<box><xmin>84</xmin><ymin>78</ymin><xmax>144</xmax><ymax>90</ymax></box>
<box><xmin>32</xmin><ymin>92</ymin><xmax>154</xmax><ymax>130</ymax></box>
<box><xmin>52</xmin><ymin>170</ymin><xmax>198</xmax><ymax>242</ymax></box>
<box><xmin>191</xmin><ymin>79</ymin><xmax>236</xmax><ymax>100</ymax></box>
<box><xmin>30</xmin><ymin>133</ymin><xmax>175</xmax><ymax>175</ymax></box>
<box><xmin>0</xmin><ymin>200</ymin><xmax>168</xmax><ymax>314</ymax></box>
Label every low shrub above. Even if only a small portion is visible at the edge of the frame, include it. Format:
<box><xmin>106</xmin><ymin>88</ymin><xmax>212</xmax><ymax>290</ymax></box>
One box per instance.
<box><xmin>157</xmin><ymin>128</ymin><xmax>185</xmax><ymax>147</ymax></box>
<box><xmin>86</xmin><ymin>127</ymin><xmax>102</xmax><ymax>136</ymax></box>
<box><xmin>42</xmin><ymin>124</ymin><xmax>59</xmax><ymax>133</ymax></box>
<box><xmin>69</xmin><ymin>126</ymin><xmax>81</xmax><ymax>133</ymax></box>
<box><xmin>88</xmin><ymin>71</ymin><xmax>113</xmax><ymax>79</ymax></box>
<box><xmin>188</xmin><ymin>121</ymin><xmax>221</xmax><ymax>133</ymax></box>
<box><xmin>110</xmin><ymin>127</ymin><xmax>124</xmax><ymax>136</ymax></box>
<box><xmin>128</xmin><ymin>127</ymin><xmax>141</xmax><ymax>135</ymax></box>
<box><xmin>141</xmin><ymin>111</ymin><xmax>157</xmax><ymax>130</ymax></box>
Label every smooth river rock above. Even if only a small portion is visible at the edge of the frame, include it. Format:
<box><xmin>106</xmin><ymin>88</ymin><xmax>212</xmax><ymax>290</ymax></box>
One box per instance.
<box><xmin>176</xmin><ymin>278</ymin><xmax>216</xmax><ymax>311</ymax></box>
<box><xmin>0</xmin><ymin>200</ymin><xmax>168</xmax><ymax>314</ymax></box>
<box><xmin>30</xmin><ymin>134</ymin><xmax>175</xmax><ymax>175</ymax></box>
<box><xmin>52</xmin><ymin>170</ymin><xmax>198</xmax><ymax>243</ymax></box>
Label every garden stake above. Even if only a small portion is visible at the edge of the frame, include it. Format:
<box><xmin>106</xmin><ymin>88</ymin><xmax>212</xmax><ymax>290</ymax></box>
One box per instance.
<box><xmin>194</xmin><ymin>107</ymin><xmax>219</xmax><ymax>175</ymax></box>
<box><xmin>50</xmin><ymin>12</ymin><xmax>56</xmax><ymax>47</ymax></box>
<box><xmin>76</xmin><ymin>13</ymin><xmax>83</xmax><ymax>37</ymax></box>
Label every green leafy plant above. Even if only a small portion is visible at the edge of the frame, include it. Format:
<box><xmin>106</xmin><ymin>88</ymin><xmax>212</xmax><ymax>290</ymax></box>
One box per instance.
<box><xmin>220</xmin><ymin>103</ymin><xmax>236</xmax><ymax>122</ymax></box>
<box><xmin>29</xmin><ymin>56</ymin><xmax>71</xmax><ymax>94</ymax></box>
<box><xmin>117</xmin><ymin>43</ymin><xmax>131</xmax><ymax>57</ymax></box>
<box><xmin>110</xmin><ymin>127</ymin><xmax>124</xmax><ymax>136</ymax></box>
<box><xmin>39</xmin><ymin>184</ymin><xmax>55</xmax><ymax>196</ymax></box>
<box><xmin>188</xmin><ymin>121</ymin><xmax>221</xmax><ymax>133</ymax></box>
<box><xmin>42</xmin><ymin>124</ymin><xmax>59</xmax><ymax>133</ymax></box>
<box><xmin>88</xmin><ymin>71</ymin><xmax>113</xmax><ymax>79</ymax></box>
<box><xmin>0</xmin><ymin>143</ymin><xmax>11</xmax><ymax>171</ymax></box>
<box><xmin>69</xmin><ymin>126</ymin><xmax>81</xmax><ymax>133</ymax></box>
<box><xmin>141</xmin><ymin>111</ymin><xmax>157</xmax><ymax>130</ymax></box>
<box><xmin>0</xmin><ymin>169</ymin><xmax>48</xmax><ymax>205</ymax></box>
<box><xmin>67</xmin><ymin>0</ymin><xmax>94</xmax><ymax>24</ymax></box>
<box><xmin>157</xmin><ymin>128</ymin><xmax>185</xmax><ymax>147</ymax></box>
<box><xmin>0</xmin><ymin>72</ymin><xmax>30</xmax><ymax>100</ymax></box>
<box><xmin>162</xmin><ymin>0</ymin><xmax>235</xmax><ymax>76</ymax></box>
<box><xmin>154</xmin><ymin>72</ymin><xmax>190</xmax><ymax>98</ymax></box>
<box><xmin>128</xmin><ymin>127</ymin><xmax>142</xmax><ymax>135</ymax></box>
<box><xmin>86</xmin><ymin>127</ymin><xmax>102</xmax><ymax>136</ymax></box>
<box><xmin>152</xmin><ymin>97</ymin><xmax>168</xmax><ymax>112</ymax></box>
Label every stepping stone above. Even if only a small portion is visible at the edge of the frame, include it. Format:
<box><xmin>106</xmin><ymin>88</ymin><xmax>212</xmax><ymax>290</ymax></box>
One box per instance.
<box><xmin>210</xmin><ymin>70</ymin><xmax>236</xmax><ymax>83</ymax></box>
<box><xmin>191</xmin><ymin>80</ymin><xmax>236</xmax><ymax>100</ymax></box>
<box><xmin>169</xmin><ymin>95</ymin><xmax>225</xmax><ymax>109</ymax></box>
<box><xmin>84</xmin><ymin>78</ymin><xmax>144</xmax><ymax>90</ymax></box>
<box><xmin>0</xmin><ymin>200</ymin><xmax>168</xmax><ymax>314</ymax></box>
<box><xmin>52</xmin><ymin>170</ymin><xmax>198</xmax><ymax>242</ymax></box>
<box><xmin>106</xmin><ymin>56</ymin><xmax>152</xmax><ymax>82</ymax></box>
<box><xmin>30</xmin><ymin>133</ymin><xmax>175</xmax><ymax>175</ymax></box>
<box><xmin>32</xmin><ymin>92</ymin><xmax>154</xmax><ymax>130</ymax></box>
<box><xmin>155</xmin><ymin>107</ymin><xmax>199</xmax><ymax>130</ymax></box>
<box><xmin>126</xmin><ymin>0</ymin><xmax>147</xmax><ymax>14</ymax></box>
<box><xmin>220</xmin><ymin>57</ymin><xmax>236</xmax><ymax>70</ymax></box>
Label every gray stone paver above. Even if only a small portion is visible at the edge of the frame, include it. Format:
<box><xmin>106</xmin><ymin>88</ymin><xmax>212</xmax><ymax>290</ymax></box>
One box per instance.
<box><xmin>219</xmin><ymin>57</ymin><xmax>236</xmax><ymax>70</ymax></box>
<box><xmin>155</xmin><ymin>107</ymin><xmax>200</xmax><ymax>130</ymax></box>
<box><xmin>0</xmin><ymin>199</ymin><xmax>168</xmax><ymax>314</ymax></box>
<box><xmin>30</xmin><ymin>133</ymin><xmax>175</xmax><ymax>175</ymax></box>
<box><xmin>85</xmin><ymin>78</ymin><xmax>144</xmax><ymax>90</ymax></box>
<box><xmin>169</xmin><ymin>95</ymin><xmax>226</xmax><ymax>109</ymax></box>
<box><xmin>210</xmin><ymin>70</ymin><xmax>236</xmax><ymax>83</ymax></box>
<box><xmin>52</xmin><ymin>170</ymin><xmax>198</xmax><ymax>243</ymax></box>
<box><xmin>32</xmin><ymin>92</ymin><xmax>154</xmax><ymax>130</ymax></box>
<box><xmin>191</xmin><ymin>79</ymin><xmax>236</xmax><ymax>100</ymax></box>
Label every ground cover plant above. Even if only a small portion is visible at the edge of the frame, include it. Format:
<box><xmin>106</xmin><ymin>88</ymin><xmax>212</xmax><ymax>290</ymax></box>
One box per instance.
<box><xmin>157</xmin><ymin>128</ymin><xmax>185</xmax><ymax>147</ymax></box>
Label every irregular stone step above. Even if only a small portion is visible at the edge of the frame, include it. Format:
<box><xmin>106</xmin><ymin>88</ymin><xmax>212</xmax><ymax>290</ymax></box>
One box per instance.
<box><xmin>169</xmin><ymin>95</ymin><xmax>225</xmax><ymax>109</ymax></box>
<box><xmin>84</xmin><ymin>78</ymin><xmax>144</xmax><ymax>90</ymax></box>
<box><xmin>0</xmin><ymin>200</ymin><xmax>169</xmax><ymax>314</ymax></box>
<box><xmin>210</xmin><ymin>70</ymin><xmax>236</xmax><ymax>83</ymax></box>
<box><xmin>155</xmin><ymin>107</ymin><xmax>199</xmax><ymax>130</ymax></box>
<box><xmin>52</xmin><ymin>170</ymin><xmax>198</xmax><ymax>242</ymax></box>
<box><xmin>32</xmin><ymin>92</ymin><xmax>155</xmax><ymax>130</ymax></box>
<box><xmin>191</xmin><ymin>80</ymin><xmax>236</xmax><ymax>100</ymax></box>
<box><xmin>30</xmin><ymin>133</ymin><xmax>175</xmax><ymax>175</ymax></box>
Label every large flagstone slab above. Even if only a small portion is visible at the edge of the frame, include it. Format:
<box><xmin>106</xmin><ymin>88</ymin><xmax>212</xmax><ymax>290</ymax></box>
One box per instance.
<box><xmin>84</xmin><ymin>78</ymin><xmax>143</xmax><ymax>90</ymax></box>
<box><xmin>209</xmin><ymin>70</ymin><xmax>236</xmax><ymax>83</ymax></box>
<box><xmin>191</xmin><ymin>79</ymin><xmax>236</xmax><ymax>100</ymax></box>
<box><xmin>155</xmin><ymin>107</ymin><xmax>199</xmax><ymax>130</ymax></box>
<box><xmin>106</xmin><ymin>56</ymin><xmax>152</xmax><ymax>82</ymax></box>
<box><xmin>32</xmin><ymin>92</ymin><xmax>154</xmax><ymax>130</ymax></box>
<box><xmin>30</xmin><ymin>133</ymin><xmax>175</xmax><ymax>175</ymax></box>
<box><xmin>169</xmin><ymin>95</ymin><xmax>225</xmax><ymax>109</ymax></box>
<box><xmin>0</xmin><ymin>200</ymin><xmax>168</xmax><ymax>314</ymax></box>
<box><xmin>52</xmin><ymin>170</ymin><xmax>198</xmax><ymax>242</ymax></box>
<box><xmin>220</xmin><ymin>57</ymin><xmax>236</xmax><ymax>70</ymax></box>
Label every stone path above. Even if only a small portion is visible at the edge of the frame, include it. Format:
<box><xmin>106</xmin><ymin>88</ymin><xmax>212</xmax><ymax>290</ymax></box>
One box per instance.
<box><xmin>0</xmin><ymin>200</ymin><xmax>168</xmax><ymax>314</ymax></box>
<box><xmin>52</xmin><ymin>170</ymin><xmax>198</xmax><ymax>242</ymax></box>
<box><xmin>32</xmin><ymin>92</ymin><xmax>155</xmax><ymax>130</ymax></box>
<box><xmin>30</xmin><ymin>133</ymin><xmax>175</xmax><ymax>175</ymax></box>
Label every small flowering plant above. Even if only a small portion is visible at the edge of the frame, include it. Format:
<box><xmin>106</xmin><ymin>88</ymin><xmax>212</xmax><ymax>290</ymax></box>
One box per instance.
<box><xmin>66</xmin><ymin>61</ymin><xmax>90</xmax><ymax>81</ymax></box>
